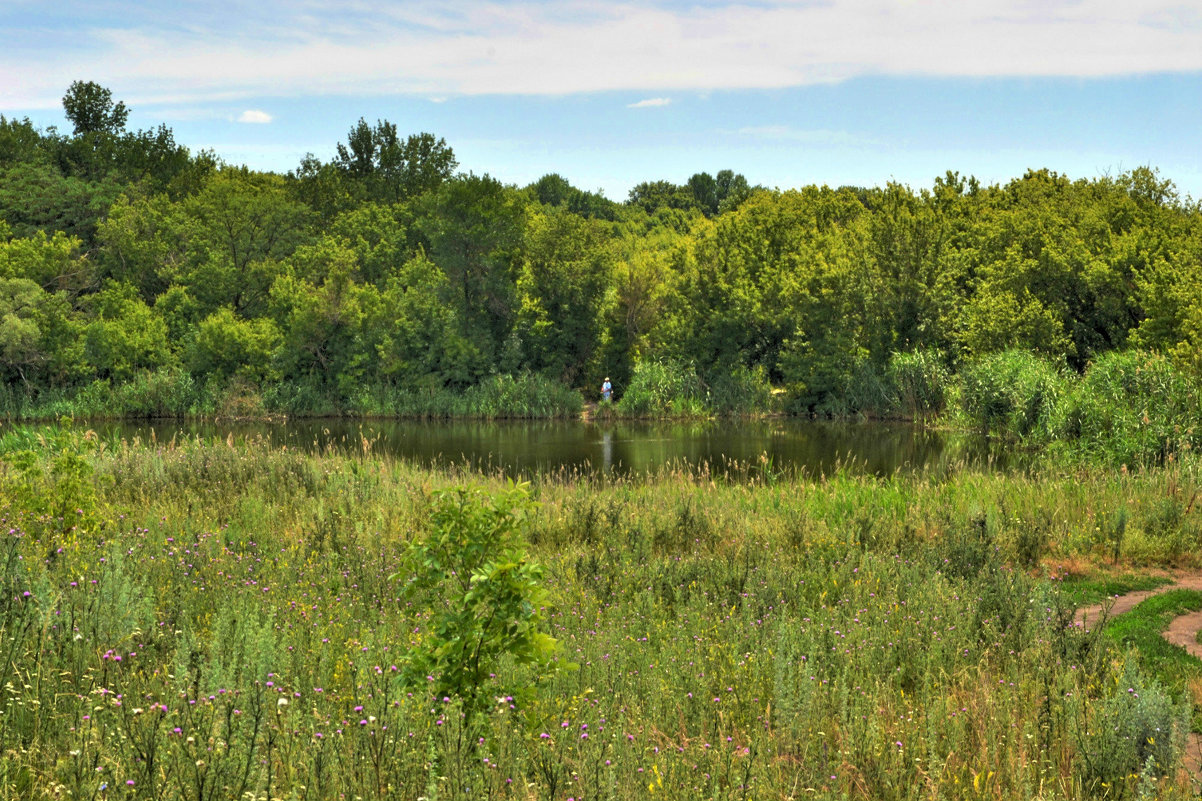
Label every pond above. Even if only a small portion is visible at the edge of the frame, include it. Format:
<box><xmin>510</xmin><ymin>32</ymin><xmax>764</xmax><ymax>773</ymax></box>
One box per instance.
<box><xmin>93</xmin><ymin>418</ymin><xmax>1013</xmax><ymax>479</ymax></box>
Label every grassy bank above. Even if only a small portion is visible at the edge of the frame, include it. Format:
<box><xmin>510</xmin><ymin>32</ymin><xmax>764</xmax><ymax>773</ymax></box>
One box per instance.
<box><xmin>3</xmin><ymin>431</ymin><xmax>1202</xmax><ymax>798</ymax></box>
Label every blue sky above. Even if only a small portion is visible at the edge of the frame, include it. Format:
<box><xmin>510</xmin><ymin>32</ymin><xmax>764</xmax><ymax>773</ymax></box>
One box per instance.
<box><xmin>3</xmin><ymin>0</ymin><xmax>1202</xmax><ymax>201</ymax></box>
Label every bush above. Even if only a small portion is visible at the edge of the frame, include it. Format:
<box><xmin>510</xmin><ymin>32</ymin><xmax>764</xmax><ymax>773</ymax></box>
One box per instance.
<box><xmin>816</xmin><ymin>360</ymin><xmax>893</xmax><ymax>418</ymax></box>
<box><xmin>1051</xmin><ymin>350</ymin><xmax>1202</xmax><ymax>467</ymax></box>
<box><xmin>957</xmin><ymin>350</ymin><xmax>1066</xmax><ymax>438</ymax></box>
<box><xmin>705</xmin><ymin>364</ymin><xmax>775</xmax><ymax>415</ymax></box>
<box><xmin>1081</xmin><ymin>660</ymin><xmax>1187</xmax><ymax>790</ymax></box>
<box><xmin>460</xmin><ymin>373</ymin><xmax>583</xmax><ymax>419</ymax></box>
<box><xmin>364</xmin><ymin>373</ymin><xmax>584</xmax><ymax>419</ymax></box>
<box><xmin>398</xmin><ymin>484</ymin><xmax>558</xmax><ymax>724</ymax></box>
<box><xmin>616</xmin><ymin>360</ymin><xmax>706</xmax><ymax>417</ymax></box>
<box><xmin>888</xmin><ymin>349</ymin><xmax>950</xmax><ymax>420</ymax></box>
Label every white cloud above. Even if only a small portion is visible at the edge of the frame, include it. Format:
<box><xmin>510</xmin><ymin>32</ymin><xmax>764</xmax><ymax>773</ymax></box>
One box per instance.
<box><xmin>628</xmin><ymin>97</ymin><xmax>671</xmax><ymax>108</ymax></box>
<box><xmin>3</xmin><ymin>0</ymin><xmax>1202</xmax><ymax>110</ymax></box>
<box><xmin>237</xmin><ymin>109</ymin><xmax>273</xmax><ymax>124</ymax></box>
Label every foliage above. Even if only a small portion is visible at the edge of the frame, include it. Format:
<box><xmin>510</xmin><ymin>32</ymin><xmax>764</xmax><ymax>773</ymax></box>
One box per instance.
<box><xmin>399</xmin><ymin>484</ymin><xmax>559</xmax><ymax>724</ymax></box>
<box><xmin>888</xmin><ymin>349</ymin><xmax>951</xmax><ymax>419</ymax></box>
<box><xmin>957</xmin><ymin>349</ymin><xmax>1067</xmax><ymax>438</ymax></box>
<box><xmin>615</xmin><ymin>359</ymin><xmax>706</xmax><ymax>417</ymax></box>
<box><xmin>7</xmin><ymin>81</ymin><xmax>1202</xmax><ymax>430</ymax></box>
<box><xmin>1083</xmin><ymin>643</ymin><xmax>1190</xmax><ymax>789</ymax></box>
<box><xmin>1051</xmin><ymin>350</ymin><xmax>1202</xmax><ymax>467</ymax></box>
<box><xmin>705</xmin><ymin>363</ymin><xmax>776</xmax><ymax>415</ymax></box>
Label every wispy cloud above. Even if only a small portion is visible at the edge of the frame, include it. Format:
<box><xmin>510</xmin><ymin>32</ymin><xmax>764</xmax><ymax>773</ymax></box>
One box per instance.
<box><xmin>3</xmin><ymin>0</ymin><xmax>1202</xmax><ymax>110</ymax></box>
<box><xmin>237</xmin><ymin>109</ymin><xmax>273</xmax><ymax>124</ymax></box>
<box><xmin>628</xmin><ymin>97</ymin><xmax>671</xmax><ymax>108</ymax></box>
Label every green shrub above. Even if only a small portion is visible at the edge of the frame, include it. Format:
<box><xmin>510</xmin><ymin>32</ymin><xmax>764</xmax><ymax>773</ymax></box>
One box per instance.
<box><xmin>705</xmin><ymin>364</ymin><xmax>775</xmax><ymax>415</ymax></box>
<box><xmin>888</xmin><ymin>349</ymin><xmax>950</xmax><ymax>420</ymax></box>
<box><xmin>616</xmin><ymin>360</ymin><xmax>706</xmax><ymax>417</ymax></box>
<box><xmin>957</xmin><ymin>350</ymin><xmax>1066</xmax><ymax>438</ymax></box>
<box><xmin>816</xmin><ymin>360</ymin><xmax>893</xmax><ymax>418</ymax></box>
<box><xmin>398</xmin><ymin>484</ymin><xmax>559</xmax><ymax>724</ymax></box>
<box><xmin>1052</xmin><ymin>350</ymin><xmax>1202</xmax><ymax>467</ymax></box>
<box><xmin>1081</xmin><ymin>660</ymin><xmax>1187</xmax><ymax>791</ymax></box>
<box><xmin>460</xmin><ymin>372</ymin><xmax>583</xmax><ymax>419</ymax></box>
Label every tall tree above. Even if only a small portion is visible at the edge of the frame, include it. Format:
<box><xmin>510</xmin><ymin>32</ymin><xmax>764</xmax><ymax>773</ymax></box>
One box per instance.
<box><xmin>333</xmin><ymin>119</ymin><xmax>457</xmax><ymax>203</ymax></box>
<box><xmin>418</xmin><ymin>174</ymin><xmax>526</xmax><ymax>370</ymax></box>
<box><xmin>62</xmin><ymin>81</ymin><xmax>128</xmax><ymax>136</ymax></box>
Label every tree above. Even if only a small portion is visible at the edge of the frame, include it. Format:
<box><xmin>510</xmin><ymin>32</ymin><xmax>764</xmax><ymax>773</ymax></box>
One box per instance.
<box><xmin>0</xmin><ymin>161</ymin><xmax>123</xmax><ymax>245</ymax></box>
<box><xmin>627</xmin><ymin>179</ymin><xmax>698</xmax><ymax>215</ymax></box>
<box><xmin>529</xmin><ymin>173</ymin><xmax>618</xmax><ymax>220</ymax></box>
<box><xmin>0</xmin><ymin>116</ymin><xmax>48</xmax><ymax>167</ymax></box>
<box><xmin>186</xmin><ymin>307</ymin><xmax>282</xmax><ymax>383</ymax></box>
<box><xmin>97</xmin><ymin>190</ymin><xmax>189</xmax><ymax>302</ymax></box>
<box><xmin>62</xmin><ymin>81</ymin><xmax>128</xmax><ymax>136</ymax></box>
<box><xmin>398</xmin><ymin>484</ymin><xmax>558</xmax><ymax>728</ymax></box>
<box><xmin>333</xmin><ymin>119</ymin><xmax>457</xmax><ymax>203</ymax></box>
<box><xmin>375</xmin><ymin>255</ymin><xmax>480</xmax><ymax>387</ymax></box>
<box><xmin>418</xmin><ymin>174</ymin><xmax>526</xmax><ymax>369</ymax></box>
<box><xmin>0</xmin><ymin>278</ymin><xmax>53</xmax><ymax>387</ymax></box>
<box><xmin>182</xmin><ymin>170</ymin><xmax>315</xmax><ymax>316</ymax></box>
<box><xmin>82</xmin><ymin>281</ymin><xmax>172</xmax><ymax>381</ymax></box>
<box><xmin>270</xmin><ymin>255</ymin><xmax>380</xmax><ymax>399</ymax></box>
<box><xmin>0</xmin><ymin>228</ymin><xmax>90</xmax><ymax>294</ymax></box>
<box><xmin>515</xmin><ymin>208</ymin><xmax>614</xmax><ymax>383</ymax></box>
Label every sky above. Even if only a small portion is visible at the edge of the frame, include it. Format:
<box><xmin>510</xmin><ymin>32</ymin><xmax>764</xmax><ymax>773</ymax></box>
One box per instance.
<box><xmin>2</xmin><ymin>0</ymin><xmax>1202</xmax><ymax>201</ymax></box>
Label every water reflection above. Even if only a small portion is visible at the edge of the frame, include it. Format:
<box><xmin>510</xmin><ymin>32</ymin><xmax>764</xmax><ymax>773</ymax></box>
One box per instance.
<box><xmin>95</xmin><ymin>418</ymin><xmax>1013</xmax><ymax>480</ymax></box>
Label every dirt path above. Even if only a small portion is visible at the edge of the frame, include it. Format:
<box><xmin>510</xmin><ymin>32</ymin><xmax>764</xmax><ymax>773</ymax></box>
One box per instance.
<box><xmin>1073</xmin><ymin>574</ymin><xmax>1202</xmax><ymax>786</ymax></box>
<box><xmin>1074</xmin><ymin>574</ymin><xmax>1202</xmax><ymax>631</ymax></box>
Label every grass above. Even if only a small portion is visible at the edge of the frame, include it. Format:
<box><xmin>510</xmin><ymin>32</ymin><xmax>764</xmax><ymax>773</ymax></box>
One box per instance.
<box><xmin>1057</xmin><ymin>574</ymin><xmax>1175</xmax><ymax>607</ymax></box>
<box><xmin>3</xmin><ymin>430</ymin><xmax>1202</xmax><ymax>799</ymax></box>
<box><xmin>1102</xmin><ymin>590</ymin><xmax>1202</xmax><ymax>732</ymax></box>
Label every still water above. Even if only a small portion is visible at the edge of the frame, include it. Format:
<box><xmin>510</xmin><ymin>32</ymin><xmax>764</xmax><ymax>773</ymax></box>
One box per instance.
<box><xmin>97</xmin><ymin>418</ymin><xmax>1011</xmax><ymax>479</ymax></box>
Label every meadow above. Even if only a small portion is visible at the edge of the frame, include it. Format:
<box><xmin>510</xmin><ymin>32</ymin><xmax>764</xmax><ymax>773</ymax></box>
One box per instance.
<box><xmin>2</xmin><ymin>426</ymin><xmax>1202</xmax><ymax>799</ymax></box>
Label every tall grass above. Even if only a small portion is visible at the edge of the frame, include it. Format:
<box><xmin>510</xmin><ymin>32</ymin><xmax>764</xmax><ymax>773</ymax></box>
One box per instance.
<box><xmin>2</xmin><ymin>371</ymin><xmax>584</xmax><ymax>422</ymax></box>
<box><xmin>888</xmin><ymin>349</ymin><xmax>951</xmax><ymax>421</ymax></box>
<box><xmin>613</xmin><ymin>360</ymin><xmax>777</xmax><ymax>417</ymax></box>
<box><xmin>956</xmin><ymin>349</ymin><xmax>1067</xmax><ymax>439</ymax></box>
<box><xmin>2</xmin><ymin>432</ymin><xmax>1202</xmax><ymax>798</ymax></box>
<box><xmin>1050</xmin><ymin>350</ymin><xmax>1202</xmax><ymax>468</ymax></box>
<box><xmin>0</xmin><ymin>369</ymin><xmax>216</xmax><ymax>421</ymax></box>
<box><xmin>615</xmin><ymin>359</ymin><xmax>708</xmax><ymax>417</ymax></box>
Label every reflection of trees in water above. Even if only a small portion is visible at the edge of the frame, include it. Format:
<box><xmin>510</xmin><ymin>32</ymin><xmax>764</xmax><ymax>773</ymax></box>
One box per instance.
<box><xmin>100</xmin><ymin>418</ymin><xmax>1010</xmax><ymax>479</ymax></box>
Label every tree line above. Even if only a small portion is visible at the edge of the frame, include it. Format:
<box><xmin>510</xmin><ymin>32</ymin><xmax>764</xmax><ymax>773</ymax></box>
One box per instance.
<box><xmin>1</xmin><ymin>81</ymin><xmax>1200</xmax><ymax>417</ymax></box>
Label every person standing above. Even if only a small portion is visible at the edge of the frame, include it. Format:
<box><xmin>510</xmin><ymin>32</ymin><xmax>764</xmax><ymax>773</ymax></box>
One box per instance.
<box><xmin>601</xmin><ymin>376</ymin><xmax>613</xmax><ymax>402</ymax></box>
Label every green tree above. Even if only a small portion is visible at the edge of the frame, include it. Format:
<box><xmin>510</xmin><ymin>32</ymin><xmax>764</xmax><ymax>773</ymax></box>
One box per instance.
<box><xmin>375</xmin><ymin>254</ymin><xmax>480</xmax><ymax>387</ymax></box>
<box><xmin>182</xmin><ymin>170</ymin><xmax>315</xmax><ymax>316</ymax></box>
<box><xmin>0</xmin><ymin>116</ymin><xmax>49</xmax><ymax>166</ymax></box>
<box><xmin>96</xmin><ymin>190</ymin><xmax>189</xmax><ymax>302</ymax></box>
<box><xmin>270</xmin><ymin>254</ymin><xmax>380</xmax><ymax>398</ymax></box>
<box><xmin>334</xmin><ymin>118</ymin><xmax>457</xmax><ymax>203</ymax></box>
<box><xmin>515</xmin><ymin>208</ymin><xmax>614</xmax><ymax>383</ymax></box>
<box><xmin>399</xmin><ymin>484</ymin><xmax>558</xmax><ymax>727</ymax></box>
<box><xmin>0</xmin><ymin>278</ymin><xmax>56</xmax><ymax>387</ymax></box>
<box><xmin>0</xmin><ymin>160</ymin><xmax>123</xmax><ymax>245</ymax></box>
<box><xmin>82</xmin><ymin>281</ymin><xmax>172</xmax><ymax>381</ymax></box>
<box><xmin>418</xmin><ymin>174</ymin><xmax>526</xmax><ymax>370</ymax></box>
<box><xmin>186</xmin><ymin>307</ymin><xmax>282</xmax><ymax>383</ymax></box>
<box><xmin>62</xmin><ymin>81</ymin><xmax>129</xmax><ymax>136</ymax></box>
<box><xmin>0</xmin><ymin>228</ymin><xmax>90</xmax><ymax>294</ymax></box>
<box><xmin>627</xmin><ymin>179</ymin><xmax>699</xmax><ymax>215</ymax></box>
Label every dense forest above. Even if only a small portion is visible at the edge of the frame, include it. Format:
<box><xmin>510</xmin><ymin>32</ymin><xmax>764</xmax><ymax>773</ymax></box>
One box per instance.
<box><xmin>2</xmin><ymin>81</ymin><xmax>1201</xmax><ymax>421</ymax></box>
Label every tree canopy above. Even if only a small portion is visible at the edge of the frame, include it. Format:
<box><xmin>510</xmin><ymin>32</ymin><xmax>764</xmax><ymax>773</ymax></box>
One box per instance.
<box><xmin>3</xmin><ymin>83</ymin><xmax>1202</xmax><ymax>417</ymax></box>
